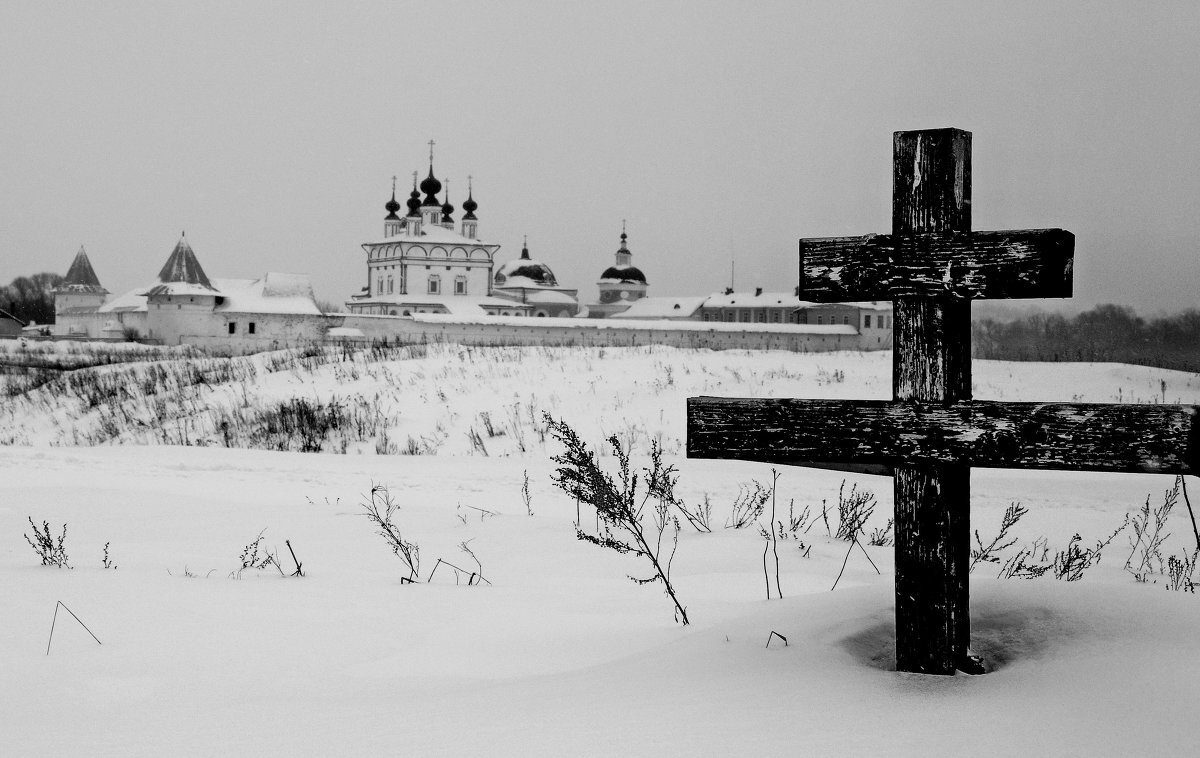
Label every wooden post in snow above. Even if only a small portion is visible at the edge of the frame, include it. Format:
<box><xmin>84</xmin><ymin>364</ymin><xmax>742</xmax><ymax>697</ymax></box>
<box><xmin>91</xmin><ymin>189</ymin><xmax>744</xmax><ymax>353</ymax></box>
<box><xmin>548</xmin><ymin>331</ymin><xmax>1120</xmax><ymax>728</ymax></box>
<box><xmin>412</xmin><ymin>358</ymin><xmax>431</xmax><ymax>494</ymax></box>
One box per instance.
<box><xmin>687</xmin><ymin>128</ymin><xmax>1200</xmax><ymax>675</ymax></box>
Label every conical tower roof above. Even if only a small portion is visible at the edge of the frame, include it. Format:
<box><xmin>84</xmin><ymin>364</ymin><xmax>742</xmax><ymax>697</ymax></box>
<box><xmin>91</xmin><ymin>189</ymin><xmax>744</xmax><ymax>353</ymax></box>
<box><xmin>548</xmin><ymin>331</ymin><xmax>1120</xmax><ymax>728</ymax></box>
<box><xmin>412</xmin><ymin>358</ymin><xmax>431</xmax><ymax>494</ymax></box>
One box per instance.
<box><xmin>57</xmin><ymin>245</ymin><xmax>108</xmax><ymax>294</ymax></box>
<box><xmin>155</xmin><ymin>234</ymin><xmax>216</xmax><ymax>290</ymax></box>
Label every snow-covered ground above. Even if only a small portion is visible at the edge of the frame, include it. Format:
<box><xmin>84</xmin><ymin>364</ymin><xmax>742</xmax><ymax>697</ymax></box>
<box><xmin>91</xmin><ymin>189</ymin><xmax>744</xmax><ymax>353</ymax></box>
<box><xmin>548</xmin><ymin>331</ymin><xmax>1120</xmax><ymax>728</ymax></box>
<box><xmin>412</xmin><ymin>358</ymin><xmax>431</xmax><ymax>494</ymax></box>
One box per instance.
<box><xmin>2</xmin><ymin>343</ymin><xmax>1199</xmax><ymax>756</ymax></box>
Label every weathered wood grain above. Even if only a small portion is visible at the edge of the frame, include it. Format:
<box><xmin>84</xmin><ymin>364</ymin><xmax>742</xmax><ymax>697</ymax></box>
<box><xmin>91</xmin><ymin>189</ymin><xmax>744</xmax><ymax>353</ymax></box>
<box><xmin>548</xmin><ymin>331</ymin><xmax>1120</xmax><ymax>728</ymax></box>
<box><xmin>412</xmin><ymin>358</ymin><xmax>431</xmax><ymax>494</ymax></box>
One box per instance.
<box><xmin>798</xmin><ymin>228</ymin><xmax>1075</xmax><ymax>300</ymax></box>
<box><xmin>686</xmin><ymin>398</ymin><xmax>1200</xmax><ymax>475</ymax></box>
<box><xmin>891</xmin><ymin>128</ymin><xmax>974</xmax><ymax>675</ymax></box>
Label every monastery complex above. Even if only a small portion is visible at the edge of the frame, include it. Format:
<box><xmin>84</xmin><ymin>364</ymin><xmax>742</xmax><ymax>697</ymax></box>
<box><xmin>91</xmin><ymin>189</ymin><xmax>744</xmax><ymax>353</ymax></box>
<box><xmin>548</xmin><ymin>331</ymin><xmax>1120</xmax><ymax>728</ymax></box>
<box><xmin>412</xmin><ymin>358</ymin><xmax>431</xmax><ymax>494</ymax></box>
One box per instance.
<box><xmin>44</xmin><ymin>153</ymin><xmax>892</xmax><ymax>353</ymax></box>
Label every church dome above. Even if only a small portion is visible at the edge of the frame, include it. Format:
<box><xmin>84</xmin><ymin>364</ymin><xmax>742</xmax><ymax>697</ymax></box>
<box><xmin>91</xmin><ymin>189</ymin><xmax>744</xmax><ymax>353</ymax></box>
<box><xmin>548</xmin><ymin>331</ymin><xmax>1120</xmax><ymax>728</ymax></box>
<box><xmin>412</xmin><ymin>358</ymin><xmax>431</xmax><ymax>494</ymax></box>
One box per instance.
<box><xmin>494</xmin><ymin>241</ymin><xmax>559</xmax><ymax>287</ymax></box>
<box><xmin>420</xmin><ymin>166</ymin><xmax>442</xmax><ymax>206</ymax></box>
<box><xmin>385</xmin><ymin>186</ymin><xmax>402</xmax><ymax>219</ymax></box>
<box><xmin>598</xmin><ymin>228</ymin><xmax>646</xmax><ymax>284</ymax></box>
<box><xmin>599</xmin><ymin>264</ymin><xmax>647</xmax><ymax>284</ymax></box>
<box><xmin>462</xmin><ymin>189</ymin><xmax>478</xmax><ymax>219</ymax></box>
<box><xmin>406</xmin><ymin>182</ymin><xmax>422</xmax><ymax>216</ymax></box>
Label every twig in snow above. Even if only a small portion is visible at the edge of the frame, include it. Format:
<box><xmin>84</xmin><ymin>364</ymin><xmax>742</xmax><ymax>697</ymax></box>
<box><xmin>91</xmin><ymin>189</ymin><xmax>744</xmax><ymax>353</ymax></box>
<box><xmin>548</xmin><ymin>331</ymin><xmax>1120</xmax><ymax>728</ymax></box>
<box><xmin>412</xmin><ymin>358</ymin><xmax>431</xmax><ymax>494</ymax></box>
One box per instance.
<box><xmin>46</xmin><ymin>601</ymin><xmax>102</xmax><ymax>655</ymax></box>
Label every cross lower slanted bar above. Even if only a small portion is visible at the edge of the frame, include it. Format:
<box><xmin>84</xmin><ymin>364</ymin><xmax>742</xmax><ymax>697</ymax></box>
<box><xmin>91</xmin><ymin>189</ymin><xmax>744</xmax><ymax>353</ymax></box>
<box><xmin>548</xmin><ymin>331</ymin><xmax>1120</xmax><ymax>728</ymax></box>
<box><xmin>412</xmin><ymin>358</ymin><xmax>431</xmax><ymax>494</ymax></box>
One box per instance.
<box><xmin>686</xmin><ymin>128</ymin><xmax>1200</xmax><ymax>675</ymax></box>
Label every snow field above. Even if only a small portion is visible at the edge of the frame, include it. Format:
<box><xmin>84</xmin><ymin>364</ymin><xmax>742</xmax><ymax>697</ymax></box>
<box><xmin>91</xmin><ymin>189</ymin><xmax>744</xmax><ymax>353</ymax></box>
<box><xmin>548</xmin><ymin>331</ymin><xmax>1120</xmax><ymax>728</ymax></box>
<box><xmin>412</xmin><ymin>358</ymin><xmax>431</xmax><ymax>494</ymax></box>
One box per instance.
<box><xmin>3</xmin><ymin>344</ymin><xmax>1200</xmax><ymax>755</ymax></box>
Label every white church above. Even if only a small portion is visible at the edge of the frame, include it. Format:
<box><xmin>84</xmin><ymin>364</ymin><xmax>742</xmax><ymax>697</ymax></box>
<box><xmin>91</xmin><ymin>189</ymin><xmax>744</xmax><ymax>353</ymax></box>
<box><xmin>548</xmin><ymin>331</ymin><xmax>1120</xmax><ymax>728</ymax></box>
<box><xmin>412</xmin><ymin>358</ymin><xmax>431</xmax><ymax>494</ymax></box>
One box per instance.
<box><xmin>344</xmin><ymin>156</ymin><xmax>585</xmax><ymax>319</ymax></box>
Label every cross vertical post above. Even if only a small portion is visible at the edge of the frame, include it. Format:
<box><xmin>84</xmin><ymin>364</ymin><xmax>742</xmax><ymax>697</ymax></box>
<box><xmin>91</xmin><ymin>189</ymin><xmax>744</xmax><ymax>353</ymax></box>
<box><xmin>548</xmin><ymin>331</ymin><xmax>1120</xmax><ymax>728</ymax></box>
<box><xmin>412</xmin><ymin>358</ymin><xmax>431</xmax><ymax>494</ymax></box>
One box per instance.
<box><xmin>891</xmin><ymin>129</ymin><xmax>973</xmax><ymax>674</ymax></box>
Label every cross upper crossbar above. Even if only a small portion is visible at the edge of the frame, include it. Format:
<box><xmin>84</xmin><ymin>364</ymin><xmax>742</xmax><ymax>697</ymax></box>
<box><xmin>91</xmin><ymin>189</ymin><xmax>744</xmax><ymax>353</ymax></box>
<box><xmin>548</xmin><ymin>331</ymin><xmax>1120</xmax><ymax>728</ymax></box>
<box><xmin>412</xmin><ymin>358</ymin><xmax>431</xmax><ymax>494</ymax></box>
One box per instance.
<box><xmin>799</xmin><ymin>229</ymin><xmax>1074</xmax><ymax>300</ymax></box>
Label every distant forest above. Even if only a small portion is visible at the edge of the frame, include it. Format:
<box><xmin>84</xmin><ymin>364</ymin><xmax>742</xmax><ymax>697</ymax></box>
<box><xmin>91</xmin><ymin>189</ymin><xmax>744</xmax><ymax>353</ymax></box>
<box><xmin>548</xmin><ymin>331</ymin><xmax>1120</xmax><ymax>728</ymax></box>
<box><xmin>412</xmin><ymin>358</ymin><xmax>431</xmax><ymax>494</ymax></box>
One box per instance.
<box><xmin>973</xmin><ymin>304</ymin><xmax>1200</xmax><ymax>373</ymax></box>
<box><xmin>1</xmin><ymin>272</ymin><xmax>61</xmax><ymax>326</ymax></box>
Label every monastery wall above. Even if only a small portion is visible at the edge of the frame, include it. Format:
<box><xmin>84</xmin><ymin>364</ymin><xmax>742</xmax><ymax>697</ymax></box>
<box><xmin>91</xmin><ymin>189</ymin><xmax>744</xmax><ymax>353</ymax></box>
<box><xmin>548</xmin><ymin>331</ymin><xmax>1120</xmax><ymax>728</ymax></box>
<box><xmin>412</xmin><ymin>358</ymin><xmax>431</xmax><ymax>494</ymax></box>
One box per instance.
<box><xmin>331</xmin><ymin>313</ymin><xmax>873</xmax><ymax>352</ymax></box>
<box><xmin>157</xmin><ymin>311</ymin><xmax>328</xmax><ymax>350</ymax></box>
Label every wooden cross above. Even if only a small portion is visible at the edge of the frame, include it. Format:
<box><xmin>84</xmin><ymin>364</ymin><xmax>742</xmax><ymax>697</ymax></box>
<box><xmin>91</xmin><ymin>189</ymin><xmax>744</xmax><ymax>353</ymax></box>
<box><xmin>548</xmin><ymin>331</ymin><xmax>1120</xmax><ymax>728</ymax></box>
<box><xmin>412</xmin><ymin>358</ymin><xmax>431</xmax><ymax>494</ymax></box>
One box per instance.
<box><xmin>687</xmin><ymin>128</ymin><xmax>1200</xmax><ymax>675</ymax></box>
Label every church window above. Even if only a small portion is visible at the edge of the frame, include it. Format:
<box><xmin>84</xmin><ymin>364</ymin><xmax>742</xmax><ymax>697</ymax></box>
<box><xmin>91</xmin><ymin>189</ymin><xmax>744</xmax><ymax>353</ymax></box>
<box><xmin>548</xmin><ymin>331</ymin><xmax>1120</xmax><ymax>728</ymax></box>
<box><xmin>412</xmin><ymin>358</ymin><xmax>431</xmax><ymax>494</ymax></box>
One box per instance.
<box><xmin>756</xmin><ymin>311</ymin><xmax>766</xmax><ymax>323</ymax></box>
<box><xmin>228</xmin><ymin>322</ymin><xmax>237</xmax><ymax>334</ymax></box>
<box><xmin>248</xmin><ymin>322</ymin><xmax>256</xmax><ymax>334</ymax></box>
<box><xmin>864</xmin><ymin>315</ymin><xmax>872</xmax><ymax>328</ymax></box>
<box><xmin>771</xmin><ymin>311</ymin><xmax>781</xmax><ymax>323</ymax></box>
<box><xmin>455</xmin><ymin>276</ymin><xmax>467</xmax><ymax>295</ymax></box>
<box><xmin>428</xmin><ymin>275</ymin><xmax>441</xmax><ymax>294</ymax></box>
<box><xmin>387</xmin><ymin>276</ymin><xmax>394</xmax><ymax>294</ymax></box>
<box><xmin>844</xmin><ymin>316</ymin><xmax>850</xmax><ymax>325</ymax></box>
<box><xmin>817</xmin><ymin>315</ymin><xmax>824</xmax><ymax>325</ymax></box>
<box><xmin>377</xmin><ymin>278</ymin><xmax>384</xmax><ymax>295</ymax></box>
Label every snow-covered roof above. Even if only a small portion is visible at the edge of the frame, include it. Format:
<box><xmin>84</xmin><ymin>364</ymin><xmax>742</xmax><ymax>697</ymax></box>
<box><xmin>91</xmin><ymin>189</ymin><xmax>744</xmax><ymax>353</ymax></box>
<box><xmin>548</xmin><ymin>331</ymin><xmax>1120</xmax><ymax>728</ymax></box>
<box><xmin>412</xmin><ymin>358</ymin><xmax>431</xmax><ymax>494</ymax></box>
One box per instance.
<box><xmin>146</xmin><ymin>282</ymin><xmax>223</xmax><ymax>297</ymax></box>
<box><xmin>57</xmin><ymin>246</ymin><xmax>108</xmax><ymax>294</ymax></box>
<box><xmin>156</xmin><ymin>236</ymin><xmax>216</xmax><ymax>290</ymax></box>
<box><xmin>212</xmin><ymin>276</ymin><xmax>322</xmax><ymax>315</ymax></box>
<box><xmin>609</xmin><ymin>296</ymin><xmax>708</xmax><ymax>319</ymax></box>
<box><xmin>99</xmin><ymin>288</ymin><xmax>150</xmax><ymax>313</ymax></box>
<box><xmin>351</xmin><ymin>294</ymin><xmax>532</xmax><ymax>316</ymax></box>
<box><xmin>599</xmin><ymin>263</ymin><xmax>647</xmax><ymax>284</ymax></box>
<box><xmin>703</xmin><ymin>291</ymin><xmax>815</xmax><ymax>308</ymax></box>
<box><xmin>366</xmin><ymin>223</ymin><xmax>496</xmax><ymax>247</ymax></box>
<box><xmin>101</xmin><ymin>274</ymin><xmax>321</xmax><ymax>315</ymax></box>
<box><xmin>495</xmin><ymin>275</ymin><xmax>550</xmax><ymax>289</ymax></box>
<box><xmin>799</xmin><ymin>301</ymin><xmax>892</xmax><ymax>311</ymax></box>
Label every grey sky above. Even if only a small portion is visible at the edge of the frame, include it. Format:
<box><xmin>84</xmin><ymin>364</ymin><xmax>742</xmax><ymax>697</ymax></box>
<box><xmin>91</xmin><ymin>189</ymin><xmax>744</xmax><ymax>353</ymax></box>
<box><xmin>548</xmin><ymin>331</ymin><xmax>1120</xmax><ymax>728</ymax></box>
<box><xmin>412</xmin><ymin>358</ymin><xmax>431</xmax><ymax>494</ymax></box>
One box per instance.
<box><xmin>3</xmin><ymin>1</ymin><xmax>1198</xmax><ymax>313</ymax></box>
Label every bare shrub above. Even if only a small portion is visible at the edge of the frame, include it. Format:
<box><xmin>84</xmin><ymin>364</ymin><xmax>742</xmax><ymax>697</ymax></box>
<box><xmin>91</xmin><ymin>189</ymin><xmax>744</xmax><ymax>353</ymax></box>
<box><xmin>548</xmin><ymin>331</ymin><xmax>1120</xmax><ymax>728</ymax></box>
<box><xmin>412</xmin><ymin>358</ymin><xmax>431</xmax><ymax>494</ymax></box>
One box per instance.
<box><xmin>997</xmin><ymin>538</ymin><xmax>1052</xmax><ymax>579</ymax></box>
<box><xmin>834</xmin><ymin>481</ymin><xmax>876</xmax><ymax>541</ymax></box>
<box><xmin>361</xmin><ymin>483</ymin><xmax>420</xmax><ymax>581</ymax></box>
<box><xmin>1125</xmin><ymin>481</ymin><xmax>1178</xmax><ymax>582</ymax></box>
<box><xmin>24</xmin><ymin>517</ymin><xmax>70</xmax><ymax>568</ymax></box>
<box><xmin>522</xmin><ymin>469</ymin><xmax>533</xmax><ymax>516</ymax></box>
<box><xmin>998</xmin><ymin>521</ymin><xmax>1127</xmax><ymax>582</ymax></box>
<box><xmin>725</xmin><ymin>481</ymin><xmax>770</xmax><ymax>529</ymax></box>
<box><xmin>677</xmin><ymin>494</ymin><xmax>714</xmax><ymax>533</ymax></box>
<box><xmin>466</xmin><ymin>426</ymin><xmax>489</xmax><ymax>456</ymax></box>
<box><xmin>972</xmin><ymin>502</ymin><xmax>1028</xmax><ymax>571</ymax></box>
<box><xmin>867</xmin><ymin>519</ymin><xmax>894</xmax><ymax>547</ymax></box>
<box><xmin>546</xmin><ymin>414</ymin><xmax>689</xmax><ymax>625</ymax></box>
<box><xmin>1166</xmin><ymin>549</ymin><xmax>1198</xmax><ymax>593</ymax></box>
<box><xmin>238</xmin><ymin>529</ymin><xmax>273</xmax><ymax>571</ymax></box>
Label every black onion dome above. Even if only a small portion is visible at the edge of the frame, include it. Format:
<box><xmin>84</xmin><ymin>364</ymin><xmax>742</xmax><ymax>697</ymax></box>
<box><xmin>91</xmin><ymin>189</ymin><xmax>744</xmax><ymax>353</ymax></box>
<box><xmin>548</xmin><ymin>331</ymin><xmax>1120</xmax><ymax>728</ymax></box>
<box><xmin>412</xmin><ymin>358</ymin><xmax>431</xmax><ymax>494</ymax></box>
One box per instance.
<box><xmin>385</xmin><ymin>187</ymin><xmax>402</xmax><ymax>219</ymax></box>
<box><xmin>600</xmin><ymin>265</ymin><xmax>647</xmax><ymax>284</ymax></box>
<box><xmin>420</xmin><ymin>166</ymin><xmax>442</xmax><ymax>206</ymax></box>
<box><xmin>441</xmin><ymin>183</ymin><xmax>455</xmax><ymax>219</ymax></box>
<box><xmin>462</xmin><ymin>189</ymin><xmax>478</xmax><ymax>220</ymax></box>
<box><xmin>406</xmin><ymin>182</ymin><xmax>422</xmax><ymax>216</ymax></box>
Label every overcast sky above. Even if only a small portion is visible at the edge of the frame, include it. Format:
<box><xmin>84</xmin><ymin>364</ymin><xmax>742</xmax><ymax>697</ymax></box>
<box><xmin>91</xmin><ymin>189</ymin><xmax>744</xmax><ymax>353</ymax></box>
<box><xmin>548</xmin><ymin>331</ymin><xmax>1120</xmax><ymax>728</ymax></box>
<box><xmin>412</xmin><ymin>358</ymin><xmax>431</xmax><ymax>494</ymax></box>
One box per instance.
<box><xmin>3</xmin><ymin>1</ymin><xmax>1198</xmax><ymax>313</ymax></box>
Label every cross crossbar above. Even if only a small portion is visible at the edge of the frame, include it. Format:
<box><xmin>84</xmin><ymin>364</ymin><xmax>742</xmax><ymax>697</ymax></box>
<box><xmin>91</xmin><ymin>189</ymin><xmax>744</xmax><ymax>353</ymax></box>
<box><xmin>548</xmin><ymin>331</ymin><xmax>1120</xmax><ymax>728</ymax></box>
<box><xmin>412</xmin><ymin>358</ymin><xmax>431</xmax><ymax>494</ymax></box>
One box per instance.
<box><xmin>799</xmin><ymin>229</ymin><xmax>1074</xmax><ymax>300</ymax></box>
<box><xmin>688</xmin><ymin>397</ymin><xmax>1200</xmax><ymax>475</ymax></box>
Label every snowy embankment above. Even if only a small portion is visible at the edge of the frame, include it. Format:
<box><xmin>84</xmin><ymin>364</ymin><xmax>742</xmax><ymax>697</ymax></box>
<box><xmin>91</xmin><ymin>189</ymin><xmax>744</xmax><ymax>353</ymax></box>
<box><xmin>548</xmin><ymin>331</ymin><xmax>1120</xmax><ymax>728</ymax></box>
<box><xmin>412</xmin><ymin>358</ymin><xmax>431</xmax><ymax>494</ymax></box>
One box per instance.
<box><xmin>2</xmin><ymin>343</ymin><xmax>1199</xmax><ymax>756</ymax></box>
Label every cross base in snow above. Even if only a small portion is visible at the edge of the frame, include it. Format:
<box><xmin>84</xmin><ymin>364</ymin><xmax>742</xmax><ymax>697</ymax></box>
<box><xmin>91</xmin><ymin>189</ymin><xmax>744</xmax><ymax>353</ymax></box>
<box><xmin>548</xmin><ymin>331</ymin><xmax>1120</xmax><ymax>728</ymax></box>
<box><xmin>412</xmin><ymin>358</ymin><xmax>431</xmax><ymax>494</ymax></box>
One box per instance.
<box><xmin>687</xmin><ymin>128</ymin><xmax>1200</xmax><ymax>675</ymax></box>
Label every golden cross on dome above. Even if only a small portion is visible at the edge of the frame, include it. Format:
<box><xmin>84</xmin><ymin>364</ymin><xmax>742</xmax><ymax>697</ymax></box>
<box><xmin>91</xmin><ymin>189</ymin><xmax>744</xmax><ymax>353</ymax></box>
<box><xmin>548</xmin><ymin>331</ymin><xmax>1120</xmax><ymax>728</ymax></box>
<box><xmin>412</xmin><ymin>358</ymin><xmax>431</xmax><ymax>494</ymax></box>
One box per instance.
<box><xmin>428</xmin><ymin>139</ymin><xmax>436</xmax><ymax>163</ymax></box>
